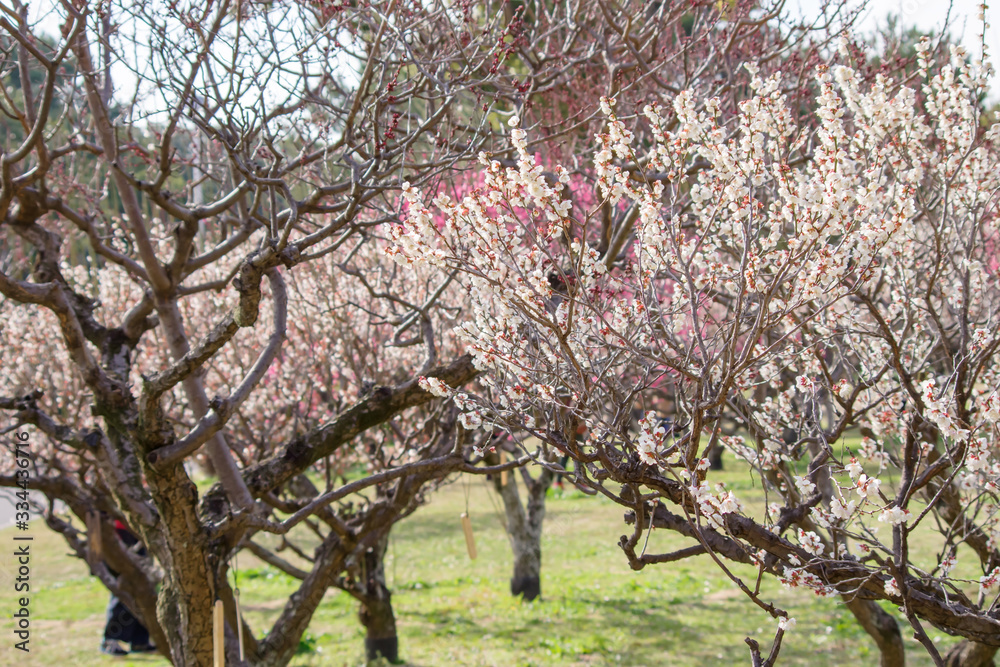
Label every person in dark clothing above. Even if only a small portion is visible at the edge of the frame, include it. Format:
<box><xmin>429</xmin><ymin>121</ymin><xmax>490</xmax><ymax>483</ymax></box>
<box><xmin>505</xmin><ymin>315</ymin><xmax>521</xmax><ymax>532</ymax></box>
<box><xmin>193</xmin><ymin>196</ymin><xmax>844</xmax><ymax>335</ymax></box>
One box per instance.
<box><xmin>100</xmin><ymin>519</ymin><xmax>156</xmax><ymax>656</ymax></box>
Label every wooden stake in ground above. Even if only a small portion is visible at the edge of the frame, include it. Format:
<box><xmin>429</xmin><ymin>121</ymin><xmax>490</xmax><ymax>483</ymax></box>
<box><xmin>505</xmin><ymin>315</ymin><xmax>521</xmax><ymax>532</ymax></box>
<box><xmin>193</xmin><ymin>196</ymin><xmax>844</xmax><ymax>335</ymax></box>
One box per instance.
<box><xmin>213</xmin><ymin>599</ymin><xmax>225</xmax><ymax>667</ymax></box>
<box><xmin>460</xmin><ymin>512</ymin><xmax>477</xmax><ymax>560</ymax></box>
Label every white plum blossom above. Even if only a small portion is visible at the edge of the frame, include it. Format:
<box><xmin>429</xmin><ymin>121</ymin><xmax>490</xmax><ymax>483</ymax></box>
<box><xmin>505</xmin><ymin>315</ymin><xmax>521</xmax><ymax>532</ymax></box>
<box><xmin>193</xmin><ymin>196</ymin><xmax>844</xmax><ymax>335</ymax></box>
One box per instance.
<box><xmin>920</xmin><ymin>380</ymin><xmax>970</xmax><ymax>443</ymax></box>
<box><xmin>780</xmin><ymin>567</ymin><xmax>833</xmax><ymax>596</ymax></box>
<box><xmin>810</xmin><ymin>506</ymin><xmax>832</xmax><ymax>528</ymax></box>
<box><xmin>966</xmin><ymin>439</ymin><xmax>992</xmax><ymax>472</ymax></box>
<box><xmin>458</xmin><ymin>411</ymin><xmax>484</xmax><ymax>430</ymax></box>
<box><xmin>940</xmin><ymin>554</ymin><xmax>957</xmax><ymax>576</ymax></box>
<box><xmin>835</xmin><ymin>379</ymin><xmax>852</xmax><ymax>399</ymax></box>
<box><xmin>635</xmin><ymin>415</ymin><xmax>669</xmax><ymax>465</ymax></box>
<box><xmin>878</xmin><ymin>506</ymin><xmax>912</xmax><ymax>526</ymax></box>
<box><xmin>984</xmin><ymin>393</ymin><xmax>1000</xmax><ymax>423</ymax></box>
<box><xmin>691</xmin><ymin>482</ymin><xmax>745</xmax><ymax>527</ymax></box>
<box><xmin>856</xmin><ymin>474</ymin><xmax>882</xmax><ymax>500</ymax></box>
<box><xmin>980</xmin><ymin>567</ymin><xmax>1000</xmax><ymax>598</ymax></box>
<box><xmin>794</xmin><ymin>475</ymin><xmax>816</xmax><ymax>497</ymax></box>
<box><xmin>798</xmin><ymin>529</ymin><xmax>825</xmax><ymax>557</ymax></box>
<box><xmin>717</xmin><ymin>490</ymin><xmax>743</xmax><ymax>515</ymax></box>
<box><xmin>830</xmin><ymin>498</ymin><xmax>857</xmax><ymax>521</ymax></box>
<box><xmin>453</xmin><ymin>393</ymin><xmax>474</xmax><ymax>410</ymax></box>
<box><xmin>384</xmin><ymin>40</ymin><xmax>1000</xmax><ymax>652</ymax></box>
<box><xmin>418</xmin><ymin>376</ymin><xmax>452</xmax><ymax>398</ymax></box>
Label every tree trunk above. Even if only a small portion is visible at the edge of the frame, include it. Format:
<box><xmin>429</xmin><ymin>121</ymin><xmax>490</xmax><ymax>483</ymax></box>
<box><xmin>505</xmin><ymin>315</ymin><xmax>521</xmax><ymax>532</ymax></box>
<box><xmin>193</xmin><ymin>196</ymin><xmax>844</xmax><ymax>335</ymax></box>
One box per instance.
<box><xmin>358</xmin><ymin>534</ymin><xmax>399</xmax><ymax>664</ymax></box>
<box><xmin>510</xmin><ymin>529</ymin><xmax>542</xmax><ymax>601</ymax></box>
<box><xmin>945</xmin><ymin>641</ymin><xmax>998</xmax><ymax>667</ymax></box>
<box><xmin>708</xmin><ymin>443</ymin><xmax>724</xmax><ymax>470</ymax></box>
<box><xmin>494</xmin><ymin>460</ymin><xmax>554</xmax><ymax>601</ymax></box>
<box><xmin>843</xmin><ymin>597</ymin><xmax>905</xmax><ymax>667</ymax></box>
<box><xmin>148</xmin><ymin>466</ymin><xmax>223</xmax><ymax>667</ymax></box>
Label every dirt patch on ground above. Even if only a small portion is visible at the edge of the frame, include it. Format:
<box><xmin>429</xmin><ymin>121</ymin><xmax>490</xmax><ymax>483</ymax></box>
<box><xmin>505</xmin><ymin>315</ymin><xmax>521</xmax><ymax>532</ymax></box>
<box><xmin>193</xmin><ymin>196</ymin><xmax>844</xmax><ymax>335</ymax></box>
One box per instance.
<box><xmin>705</xmin><ymin>588</ymin><xmax>744</xmax><ymax>602</ymax></box>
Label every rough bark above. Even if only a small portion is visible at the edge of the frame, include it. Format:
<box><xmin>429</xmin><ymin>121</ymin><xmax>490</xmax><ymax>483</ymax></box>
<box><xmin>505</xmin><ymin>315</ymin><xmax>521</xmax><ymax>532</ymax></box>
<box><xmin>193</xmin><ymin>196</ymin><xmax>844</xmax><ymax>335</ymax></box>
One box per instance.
<box><xmin>145</xmin><ymin>463</ymin><xmax>221</xmax><ymax>666</ymax></box>
<box><xmin>494</xmin><ymin>459</ymin><xmax>554</xmax><ymax>601</ymax></box>
<box><xmin>218</xmin><ymin>354</ymin><xmax>478</xmax><ymax>506</ymax></box>
<box><xmin>358</xmin><ymin>534</ymin><xmax>399</xmax><ymax>664</ymax></box>
<box><xmin>255</xmin><ymin>532</ymin><xmax>352</xmax><ymax>667</ymax></box>
<box><xmin>945</xmin><ymin>641</ymin><xmax>998</xmax><ymax>667</ymax></box>
<box><xmin>843</xmin><ymin>597</ymin><xmax>906</xmax><ymax>667</ymax></box>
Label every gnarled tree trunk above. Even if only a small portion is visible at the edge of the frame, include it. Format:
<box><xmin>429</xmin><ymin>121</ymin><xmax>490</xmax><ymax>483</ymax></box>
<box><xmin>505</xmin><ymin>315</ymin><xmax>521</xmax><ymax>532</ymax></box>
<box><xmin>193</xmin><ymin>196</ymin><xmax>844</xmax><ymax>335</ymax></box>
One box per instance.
<box><xmin>357</xmin><ymin>534</ymin><xmax>399</xmax><ymax>664</ymax></box>
<box><xmin>493</xmin><ymin>458</ymin><xmax>554</xmax><ymax>601</ymax></box>
<box><xmin>945</xmin><ymin>641</ymin><xmax>998</xmax><ymax>667</ymax></box>
<box><xmin>843</xmin><ymin>597</ymin><xmax>905</xmax><ymax>667</ymax></box>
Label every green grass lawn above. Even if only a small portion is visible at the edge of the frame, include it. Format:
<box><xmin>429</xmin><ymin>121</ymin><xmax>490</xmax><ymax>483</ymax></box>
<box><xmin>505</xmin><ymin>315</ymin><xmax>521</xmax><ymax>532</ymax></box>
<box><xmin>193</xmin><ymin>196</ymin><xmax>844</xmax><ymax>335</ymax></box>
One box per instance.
<box><xmin>0</xmin><ymin>454</ymin><xmax>974</xmax><ymax>666</ymax></box>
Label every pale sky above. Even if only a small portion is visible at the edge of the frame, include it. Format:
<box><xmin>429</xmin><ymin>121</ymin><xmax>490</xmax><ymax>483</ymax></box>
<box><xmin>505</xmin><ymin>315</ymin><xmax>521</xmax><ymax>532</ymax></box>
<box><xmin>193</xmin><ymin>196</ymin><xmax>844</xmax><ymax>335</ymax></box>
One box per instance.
<box><xmin>792</xmin><ymin>0</ymin><xmax>997</xmax><ymax>59</ymax></box>
<box><xmin>25</xmin><ymin>1</ymin><xmax>996</xmax><ymax>52</ymax></box>
<box><xmin>24</xmin><ymin>0</ymin><xmax>997</xmax><ymax>60</ymax></box>
<box><xmin>19</xmin><ymin>0</ymin><xmax>1000</xmax><ymax>104</ymax></box>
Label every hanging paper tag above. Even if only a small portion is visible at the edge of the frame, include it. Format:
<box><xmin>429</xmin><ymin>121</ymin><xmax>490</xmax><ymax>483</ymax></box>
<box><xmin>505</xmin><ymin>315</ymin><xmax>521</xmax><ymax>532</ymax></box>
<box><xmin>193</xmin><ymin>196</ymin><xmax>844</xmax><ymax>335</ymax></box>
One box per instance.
<box><xmin>500</xmin><ymin>449</ymin><xmax>508</xmax><ymax>486</ymax></box>
<box><xmin>460</xmin><ymin>512</ymin><xmax>477</xmax><ymax>560</ymax></box>
<box><xmin>213</xmin><ymin>599</ymin><xmax>225</xmax><ymax>667</ymax></box>
<box><xmin>235</xmin><ymin>589</ymin><xmax>245</xmax><ymax>662</ymax></box>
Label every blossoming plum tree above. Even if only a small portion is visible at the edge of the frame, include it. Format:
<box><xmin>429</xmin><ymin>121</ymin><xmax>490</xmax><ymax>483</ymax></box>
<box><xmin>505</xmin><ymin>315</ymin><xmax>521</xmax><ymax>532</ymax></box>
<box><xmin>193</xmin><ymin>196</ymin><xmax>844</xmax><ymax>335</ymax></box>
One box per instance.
<box><xmin>426</xmin><ymin>0</ymin><xmax>870</xmax><ymax>609</ymax></box>
<box><xmin>390</xmin><ymin>25</ymin><xmax>1000</xmax><ymax>667</ymax></box>
<box><xmin>0</xmin><ymin>0</ymin><xmax>523</xmax><ymax>663</ymax></box>
<box><xmin>0</xmin><ymin>0</ymin><xmax>927</xmax><ymax>665</ymax></box>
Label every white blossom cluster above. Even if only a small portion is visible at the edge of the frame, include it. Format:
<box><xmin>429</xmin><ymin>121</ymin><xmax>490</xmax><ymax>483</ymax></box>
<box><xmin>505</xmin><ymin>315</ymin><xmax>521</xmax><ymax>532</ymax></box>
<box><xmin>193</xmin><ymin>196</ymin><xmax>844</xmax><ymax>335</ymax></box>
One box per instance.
<box><xmin>388</xmin><ymin>41</ymin><xmax>1000</xmax><ymax>612</ymax></box>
